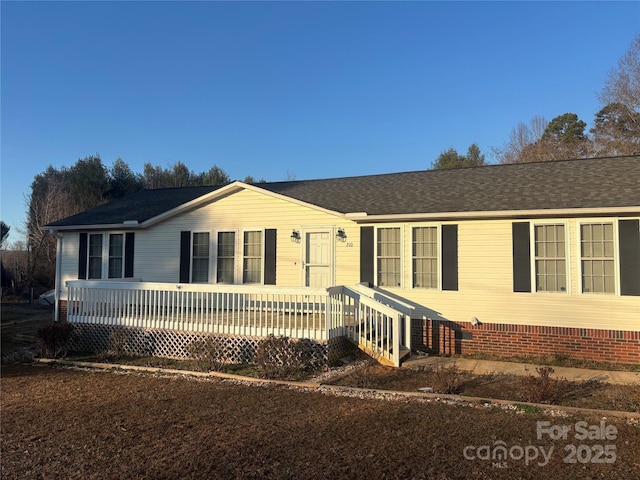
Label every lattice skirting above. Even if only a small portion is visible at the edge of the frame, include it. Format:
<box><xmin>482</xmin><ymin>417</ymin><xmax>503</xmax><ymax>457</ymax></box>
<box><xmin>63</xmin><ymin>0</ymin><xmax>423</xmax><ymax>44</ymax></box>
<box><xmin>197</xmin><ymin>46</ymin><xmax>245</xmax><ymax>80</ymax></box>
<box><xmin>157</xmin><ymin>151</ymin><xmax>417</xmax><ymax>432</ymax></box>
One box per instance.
<box><xmin>69</xmin><ymin>323</ymin><xmax>353</xmax><ymax>368</ymax></box>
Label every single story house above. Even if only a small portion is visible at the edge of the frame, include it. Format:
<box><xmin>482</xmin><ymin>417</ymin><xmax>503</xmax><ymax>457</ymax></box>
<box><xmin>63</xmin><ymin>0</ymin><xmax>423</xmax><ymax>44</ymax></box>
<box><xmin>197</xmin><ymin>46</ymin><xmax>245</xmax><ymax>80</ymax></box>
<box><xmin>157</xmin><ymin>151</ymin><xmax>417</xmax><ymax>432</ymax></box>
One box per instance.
<box><xmin>46</xmin><ymin>156</ymin><xmax>640</xmax><ymax>366</ymax></box>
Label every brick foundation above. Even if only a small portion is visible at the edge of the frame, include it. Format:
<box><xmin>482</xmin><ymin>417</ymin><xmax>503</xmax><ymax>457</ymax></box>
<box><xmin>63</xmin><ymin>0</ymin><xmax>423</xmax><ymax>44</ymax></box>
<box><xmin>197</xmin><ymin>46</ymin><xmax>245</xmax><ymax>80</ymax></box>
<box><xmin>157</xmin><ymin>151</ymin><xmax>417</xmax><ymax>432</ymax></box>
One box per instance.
<box><xmin>411</xmin><ymin>318</ymin><xmax>640</xmax><ymax>365</ymax></box>
<box><xmin>58</xmin><ymin>300</ymin><xmax>68</xmax><ymax>323</ymax></box>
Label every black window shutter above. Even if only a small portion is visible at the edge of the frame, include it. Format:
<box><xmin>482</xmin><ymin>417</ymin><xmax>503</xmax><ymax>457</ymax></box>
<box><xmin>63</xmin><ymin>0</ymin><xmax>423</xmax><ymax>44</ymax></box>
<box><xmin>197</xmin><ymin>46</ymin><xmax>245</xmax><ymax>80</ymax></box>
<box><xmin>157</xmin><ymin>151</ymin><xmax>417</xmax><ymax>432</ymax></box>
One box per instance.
<box><xmin>442</xmin><ymin>225</ymin><xmax>458</xmax><ymax>291</ymax></box>
<box><xmin>124</xmin><ymin>232</ymin><xmax>135</xmax><ymax>278</ymax></box>
<box><xmin>619</xmin><ymin>219</ymin><xmax>640</xmax><ymax>296</ymax></box>
<box><xmin>179</xmin><ymin>231</ymin><xmax>191</xmax><ymax>283</ymax></box>
<box><xmin>360</xmin><ymin>226</ymin><xmax>374</xmax><ymax>285</ymax></box>
<box><xmin>78</xmin><ymin>232</ymin><xmax>88</xmax><ymax>279</ymax></box>
<box><xmin>264</xmin><ymin>229</ymin><xmax>277</xmax><ymax>285</ymax></box>
<box><xmin>512</xmin><ymin>222</ymin><xmax>531</xmax><ymax>292</ymax></box>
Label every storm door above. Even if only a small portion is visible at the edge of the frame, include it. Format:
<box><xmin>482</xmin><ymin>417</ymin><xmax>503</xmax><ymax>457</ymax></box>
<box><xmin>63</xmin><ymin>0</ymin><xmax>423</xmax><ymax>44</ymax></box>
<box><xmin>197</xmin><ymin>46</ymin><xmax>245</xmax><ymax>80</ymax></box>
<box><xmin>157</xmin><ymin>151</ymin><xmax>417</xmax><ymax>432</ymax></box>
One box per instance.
<box><xmin>304</xmin><ymin>230</ymin><xmax>333</xmax><ymax>288</ymax></box>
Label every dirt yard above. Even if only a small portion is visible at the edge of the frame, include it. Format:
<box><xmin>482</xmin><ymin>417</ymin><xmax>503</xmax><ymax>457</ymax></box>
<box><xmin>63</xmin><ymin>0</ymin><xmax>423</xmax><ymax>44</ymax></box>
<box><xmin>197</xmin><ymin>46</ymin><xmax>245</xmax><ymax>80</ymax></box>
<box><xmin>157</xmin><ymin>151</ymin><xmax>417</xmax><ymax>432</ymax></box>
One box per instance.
<box><xmin>2</xmin><ymin>363</ymin><xmax>640</xmax><ymax>480</ymax></box>
<box><xmin>1</xmin><ymin>302</ymin><xmax>53</xmax><ymax>361</ymax></box>
<box><xmin>2</xmin><ymin>303</ymin><xmax>640</xmax><ymax>479</ymax></box>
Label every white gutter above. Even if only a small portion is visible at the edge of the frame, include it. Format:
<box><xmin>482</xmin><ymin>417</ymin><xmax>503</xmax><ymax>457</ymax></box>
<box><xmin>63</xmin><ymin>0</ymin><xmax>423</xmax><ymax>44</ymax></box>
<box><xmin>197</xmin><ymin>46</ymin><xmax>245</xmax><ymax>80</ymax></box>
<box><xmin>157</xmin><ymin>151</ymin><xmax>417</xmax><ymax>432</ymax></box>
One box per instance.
<box><xmin>345</xmin><ymin>206</ymin><xmax>640</xmax><ymax>223</ymax></box>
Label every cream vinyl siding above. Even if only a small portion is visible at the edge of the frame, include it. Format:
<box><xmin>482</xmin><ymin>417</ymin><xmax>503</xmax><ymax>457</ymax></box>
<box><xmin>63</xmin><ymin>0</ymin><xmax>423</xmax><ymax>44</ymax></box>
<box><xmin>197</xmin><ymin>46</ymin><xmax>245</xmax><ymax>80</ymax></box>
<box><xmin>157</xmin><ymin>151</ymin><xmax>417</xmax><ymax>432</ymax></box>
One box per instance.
<box><xmin>56</xmin><ymin>188</ymin><xmax>639</xmax><ymax>332</ymax></box>
<box><xmin>134</xmin><ymin>189</ymin><xmax>359</xmax><ymax>287</ymax></box>
<box><xmin>361</xmin><ymin>218</ymin><xmax>639</xmax><ymax>332</ymax></box>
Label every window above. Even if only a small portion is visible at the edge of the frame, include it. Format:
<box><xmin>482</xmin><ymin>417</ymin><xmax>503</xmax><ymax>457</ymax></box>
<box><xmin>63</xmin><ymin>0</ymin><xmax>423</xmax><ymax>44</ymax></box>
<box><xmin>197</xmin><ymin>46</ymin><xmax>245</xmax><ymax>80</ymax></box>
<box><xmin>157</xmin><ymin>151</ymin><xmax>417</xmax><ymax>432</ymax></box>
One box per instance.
<box><xmin>217</xmin><ymin>231</ymin><xmax>235</xmax><ymax>283</ymax></box>
<box><xmin>108</xmin><ymin>234</ymin><xmax>124</xmax><ymax>279</ymax></box>
<box><xmin>88</xmin><ymin>234</ymin><xmax>103</xmax><ymax>279</ymax></box>
<box><xmin>534</xmin><ymin>224</ymin><xmax>566</xmax><ymax>292</ymax></box>
<box><xmin>413</xmin><ymin>227</ymin><xmax>438</xmax><ymax>288</ymax></box>
<box><xmin>377</xmin><ymin>227</ymin><xmax>401</xmax><ymax>287</ymax></box>
<box><xmin>79</xmin><ymin>232</ymin><xmax>134</xmax><ymax>280</ymax></box>
<box><xmin>581</xmin><ymin>223</ymin><xmax>615</xmax><ymax>293</ymax></box>
<box><xmin>191</xmin><ymin>232</ymin><xmax>210</xmax><ymax>283</ymax></box>
<box><xmin>243</xmin><ymin>231</ymin><xmax>263</xmax><ymax>283</ymax></box>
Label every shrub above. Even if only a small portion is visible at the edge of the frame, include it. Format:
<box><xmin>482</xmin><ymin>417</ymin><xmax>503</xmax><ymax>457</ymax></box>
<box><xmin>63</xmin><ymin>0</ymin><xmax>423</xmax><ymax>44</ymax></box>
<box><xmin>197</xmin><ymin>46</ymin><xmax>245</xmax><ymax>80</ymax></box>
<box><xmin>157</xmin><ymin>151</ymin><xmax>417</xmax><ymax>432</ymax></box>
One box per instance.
<box><xmin>99</xmin><ymin>327</ymin><xmax>132</xmax><ymax>361</ymax></box>
<box><xmin>350</xmin><ymin>357</ymin><xmax>382</xmax><ymax>389</ymax></box>
<box><xmin>37</xmin><ymin>322</ymin><xmax>73</xmax><ymax>359</ymax></box>
<box><xmin>254</xmin><ymin>335</ymin><xmax>315</xmax><ymax>380</ymax></box>
<box><xmin>186</xmin><ymin>337</ymin><xmax>227</xmax><ymax>372</ymax></box>
<box><xmin>426</xmin><ymin>362</ymin><xmax>467</xmax><ymax>394</ymax></box>
<box><xmin>520</xmin><ymin>366</ymin><xmax>568</xmax><ymax>404</ymax></box>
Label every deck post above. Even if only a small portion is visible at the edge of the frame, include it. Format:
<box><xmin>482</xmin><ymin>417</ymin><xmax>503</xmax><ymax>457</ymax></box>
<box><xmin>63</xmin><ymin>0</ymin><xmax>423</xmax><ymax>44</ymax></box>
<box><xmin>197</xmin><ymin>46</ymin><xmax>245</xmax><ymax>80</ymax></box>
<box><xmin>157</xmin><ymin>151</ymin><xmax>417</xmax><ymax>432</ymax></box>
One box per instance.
<box><xmin>393</xmin><ymin>313</ymin><xmax>401</xmax><ymax>367</ymax></box>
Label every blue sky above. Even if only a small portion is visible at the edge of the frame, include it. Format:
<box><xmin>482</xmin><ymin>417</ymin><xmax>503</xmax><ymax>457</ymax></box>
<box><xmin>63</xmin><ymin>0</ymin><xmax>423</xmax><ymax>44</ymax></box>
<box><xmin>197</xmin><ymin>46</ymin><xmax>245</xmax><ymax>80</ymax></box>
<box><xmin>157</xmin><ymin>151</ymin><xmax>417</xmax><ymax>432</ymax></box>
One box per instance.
<box><xmin>1</xmin><ymin>1</ymin><xmax>638</xmax><ymax>244</ymax></box>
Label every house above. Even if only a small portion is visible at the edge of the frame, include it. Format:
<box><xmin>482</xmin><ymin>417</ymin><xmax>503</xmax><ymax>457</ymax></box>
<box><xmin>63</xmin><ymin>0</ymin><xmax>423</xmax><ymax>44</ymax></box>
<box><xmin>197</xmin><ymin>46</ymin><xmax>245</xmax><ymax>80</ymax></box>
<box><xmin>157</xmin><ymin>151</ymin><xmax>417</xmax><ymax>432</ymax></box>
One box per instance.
<box><xmin>46</xmin><ymin>156</ymin><xmax>640</xmax><ymax>366</ymax></box>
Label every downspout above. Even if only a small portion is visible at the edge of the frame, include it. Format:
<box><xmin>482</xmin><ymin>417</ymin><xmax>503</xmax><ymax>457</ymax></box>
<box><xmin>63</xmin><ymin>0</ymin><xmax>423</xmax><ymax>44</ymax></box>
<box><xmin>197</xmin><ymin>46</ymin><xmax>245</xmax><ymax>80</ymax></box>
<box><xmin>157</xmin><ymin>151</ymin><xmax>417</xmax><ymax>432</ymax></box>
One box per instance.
<box><xmin>52</xmin><ymin>231</ymin><xmax>62</xmax><ymax>323</ymax></box>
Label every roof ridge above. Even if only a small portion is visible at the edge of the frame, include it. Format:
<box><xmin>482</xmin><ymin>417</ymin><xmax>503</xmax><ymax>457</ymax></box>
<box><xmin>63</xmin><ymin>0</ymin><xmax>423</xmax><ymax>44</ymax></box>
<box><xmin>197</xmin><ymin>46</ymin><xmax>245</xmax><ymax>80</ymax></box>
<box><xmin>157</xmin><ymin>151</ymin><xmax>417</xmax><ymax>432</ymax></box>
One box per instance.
<box><xmin>261</xmin><ymin>155</ymin><xmax>636</xmax><ymax>186</ymax></box>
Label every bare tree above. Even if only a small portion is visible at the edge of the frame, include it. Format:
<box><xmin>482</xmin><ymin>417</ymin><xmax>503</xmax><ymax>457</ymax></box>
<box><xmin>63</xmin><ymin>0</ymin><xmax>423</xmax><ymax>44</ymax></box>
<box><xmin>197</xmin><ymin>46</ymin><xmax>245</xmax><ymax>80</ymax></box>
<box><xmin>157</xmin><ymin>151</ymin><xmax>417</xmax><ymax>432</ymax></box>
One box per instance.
<box><xmin>493</xmin><ymin>116</ymin><xmax>548</xmax><ymax>164</ymax></box>
<box><xmin>599</xmin><ymin>33</ymin><xmax>640</xmax><ymax>130</ymax></box>
<box><xmin>594</xmin><ymin>33</ymin><xmax>640</xmax><ymax>156</ymax></box>
<box><xmin>26</xmin><ymin>176</ymin><xmax>76</xmax><ymax>287</ymax></box>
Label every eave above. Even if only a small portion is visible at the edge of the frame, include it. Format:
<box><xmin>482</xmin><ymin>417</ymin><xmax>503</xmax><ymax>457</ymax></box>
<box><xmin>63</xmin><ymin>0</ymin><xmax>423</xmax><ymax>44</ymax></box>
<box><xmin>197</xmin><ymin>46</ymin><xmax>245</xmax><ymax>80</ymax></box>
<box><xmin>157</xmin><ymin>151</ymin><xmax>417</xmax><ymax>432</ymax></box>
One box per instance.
<box><xmin>345</xmin><ymin>206</ymin><xmax>640</xmax><ymax>223</ymax></box>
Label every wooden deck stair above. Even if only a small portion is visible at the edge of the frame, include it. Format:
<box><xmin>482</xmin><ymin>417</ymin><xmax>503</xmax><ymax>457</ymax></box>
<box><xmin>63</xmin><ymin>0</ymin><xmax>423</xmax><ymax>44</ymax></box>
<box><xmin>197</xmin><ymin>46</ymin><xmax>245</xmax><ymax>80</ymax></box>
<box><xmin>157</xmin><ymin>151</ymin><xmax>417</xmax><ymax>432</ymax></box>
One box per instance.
<box><xmin>349</xmin><ymin>331</ymin><xmax>411</xmax><ymax>367</ymax></box>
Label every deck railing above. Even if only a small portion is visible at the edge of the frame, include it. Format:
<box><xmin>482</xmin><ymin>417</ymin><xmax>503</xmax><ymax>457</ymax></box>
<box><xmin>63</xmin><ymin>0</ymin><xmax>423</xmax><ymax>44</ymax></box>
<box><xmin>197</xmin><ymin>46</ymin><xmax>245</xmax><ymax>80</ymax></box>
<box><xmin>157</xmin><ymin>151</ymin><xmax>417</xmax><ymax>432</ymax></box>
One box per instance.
<box><xmin>328</xmin><ymin>285</ymin><xmax>403</xmax><ymax>366</ymax></box>
<box><xmin>65</xmin><ymin>280</ymin><xmax>407</xmax><ymax>366</ymax></box>
<box><xmin>66</xmin><ymin>281</ymin><xmax>330</xmax><ymax>340</ymax></box>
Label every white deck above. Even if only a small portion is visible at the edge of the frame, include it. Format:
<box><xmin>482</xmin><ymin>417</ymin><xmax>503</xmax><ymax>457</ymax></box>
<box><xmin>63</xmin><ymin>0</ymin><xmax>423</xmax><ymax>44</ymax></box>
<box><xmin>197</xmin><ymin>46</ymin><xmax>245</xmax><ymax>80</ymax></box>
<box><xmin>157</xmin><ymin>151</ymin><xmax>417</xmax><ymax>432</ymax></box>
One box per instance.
<box><xmin>65</xmin><ymin>281</ymin><xmax>409</xmax><ymax>366</ymax></box>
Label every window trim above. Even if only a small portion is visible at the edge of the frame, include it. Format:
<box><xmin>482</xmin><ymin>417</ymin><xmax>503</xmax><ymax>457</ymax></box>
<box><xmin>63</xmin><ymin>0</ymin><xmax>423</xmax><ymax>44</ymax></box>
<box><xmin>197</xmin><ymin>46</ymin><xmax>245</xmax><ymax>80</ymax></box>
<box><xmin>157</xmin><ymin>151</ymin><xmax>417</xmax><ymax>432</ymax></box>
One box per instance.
<box><xmin>242</xmin><ymin>229</ymin><xmax>264</xmax><ymax>284</ymax></box>
<box><xmin>87</xmin><ymin>233</ymin><xmax>104</xmax><ymax>280</ymax></box>
<box><xmin>215</xmin><ymin>230</ymin><xmax>236</xmax><ymax>284</ymax></box>
<box><xmin>108</xmin><ymin>233</ymin><xmax>125</xmax><ymax>279</ymax></box>
<box><xmin>375</xmin><ymin>225</ymin><xmax>403</xmax><ymax>288</ymax></box>
<box><xmin>530</xmin><ymin>221</ymin><xmax>570</xmax><ymax>294</ymax></box>
<box><xmin>578</xmin><ymin>219</ymin><xmax>619</xmax><ymax>295</ymax></box>
<box><xmin>83</xmin><ymin>231</ymin><xmax>133</xmax><ymax>280</ymax></box>
<box><xmin>213</xmin><ymin>228</ymin><xmax>266</xmax><ymax>285</ymax></box>
<box><xmin>190</xmin><ymin>231</ymin><xmax>211</xmax><ymax>284</ymax></box>
<box><xmin>411</xmin><ymin>224</ymin><xmax>440</xmax><ymax>290</ymax></box>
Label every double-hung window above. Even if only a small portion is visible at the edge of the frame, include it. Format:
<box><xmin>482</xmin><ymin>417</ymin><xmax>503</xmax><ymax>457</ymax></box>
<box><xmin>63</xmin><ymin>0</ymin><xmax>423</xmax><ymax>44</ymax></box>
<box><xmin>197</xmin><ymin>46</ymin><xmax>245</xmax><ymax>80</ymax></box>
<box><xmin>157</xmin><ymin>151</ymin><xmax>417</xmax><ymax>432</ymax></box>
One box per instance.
<box><xmin>581</xmin><ymin>223</ymin><xmax>615</xmax><ymax>293</ymax></box>
<box><xmin>80</xmin><ymin>232</ymin><xmax>134</xmax><ymax>280</ymax></box>
<box><xmin>216</xmin><ymin>232</ymin><xmax>236</xmax><ymax>284</ymax></box>
<box><xmin>534</xmin><ymin>224</ymin><xmax>567</xmax><ymax>292</ymax></box>
<box><xmin>243</xmin><ymin>231</ymin><xmax>263</xmax><ymax>284</ymax></box>
<box><xmin>377</xmin><ymin>227</ymin><xmax>401</xmax><ymax>287</ymax></box>
<box><xmin>412</xmin><ymin>226</ymin><xmax>438</xmax><ymax>288</ymax></box>
<box><xmin>191</xmin><ymin>232</ymin><xmax>210</xmax><ymax>283</ymax></box>
<box><xmin>88</xmin><ymin>234</ymin><xmax>103</xmax><ymax>279</ymax></box>
<box><xmin>108</xmin><ymin>234</ymin><xmax>124</xmax><ymax>279</ymax></box>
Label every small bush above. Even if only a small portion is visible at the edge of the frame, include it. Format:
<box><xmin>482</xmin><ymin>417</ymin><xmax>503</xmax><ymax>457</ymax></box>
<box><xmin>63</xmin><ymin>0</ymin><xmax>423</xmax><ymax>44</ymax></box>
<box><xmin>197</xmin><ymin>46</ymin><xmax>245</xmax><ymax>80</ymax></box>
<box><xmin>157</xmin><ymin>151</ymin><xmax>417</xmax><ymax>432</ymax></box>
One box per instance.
<box><xmin>99</xmin><ymin>328</ymin><xmax>132</xmax><ymax>361</ymax></box>
<box><xmin>254</xmin><ymin>335</ymin><xmax>315</xmax><ymax>380</ymax></box>
<box><xmin>426</xmin><ymin>362</ymin><xmax>467</xmax><ymax>394</ymax></box>
<box><xmin>37</xmin><ymin>322</ymin><xmax>73</xmax><ymax>359</ymax></box>
<box><xmin>520</xmin><ymin>366</ymin><xmax>568</xmax><ymax>404</ymax></box>
<box><xmin>186</xmin><ymin>337</ymin><xmax>227</xmax><ymax>372</ymax></box>
<box><xmin>350</xmin><ymin>358</ymin><xmax>382</xmax><ymax>389</ymax></box>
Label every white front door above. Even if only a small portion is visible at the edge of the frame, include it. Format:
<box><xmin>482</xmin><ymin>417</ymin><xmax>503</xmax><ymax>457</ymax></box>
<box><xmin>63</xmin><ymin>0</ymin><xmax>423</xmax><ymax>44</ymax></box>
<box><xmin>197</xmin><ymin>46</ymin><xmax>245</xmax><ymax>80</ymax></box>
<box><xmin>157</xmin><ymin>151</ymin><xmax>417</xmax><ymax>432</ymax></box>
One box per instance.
<box><xmin>304</xmin><ymin>230</ymin><xmax>333</xmax><ymax>288</ymax></box>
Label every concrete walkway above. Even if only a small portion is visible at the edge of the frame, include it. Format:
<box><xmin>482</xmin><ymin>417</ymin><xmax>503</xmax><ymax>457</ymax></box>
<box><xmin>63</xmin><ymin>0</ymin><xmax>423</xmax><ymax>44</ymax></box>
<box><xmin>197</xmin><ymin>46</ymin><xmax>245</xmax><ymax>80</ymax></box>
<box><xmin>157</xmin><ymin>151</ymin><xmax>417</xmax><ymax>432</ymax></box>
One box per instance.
<box><xmin>403</xmin><ymin>355</ymin><xmax>640</xmax><ymax>385</ymax></box>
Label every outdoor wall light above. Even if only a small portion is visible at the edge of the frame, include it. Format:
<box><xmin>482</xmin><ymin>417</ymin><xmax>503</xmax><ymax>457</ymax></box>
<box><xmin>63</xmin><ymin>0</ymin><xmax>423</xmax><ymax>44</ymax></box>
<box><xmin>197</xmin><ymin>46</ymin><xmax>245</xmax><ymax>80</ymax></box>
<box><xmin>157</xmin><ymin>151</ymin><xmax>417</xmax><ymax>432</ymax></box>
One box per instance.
<box><xmin>336</xmin><ymin>228</ymin><xmax>347</xmax><ymax>240</ymax></box>
<box><xmin>291</xmin><ymin>230</ymin><xmax>301</xmax><ymax>242</ymax></box>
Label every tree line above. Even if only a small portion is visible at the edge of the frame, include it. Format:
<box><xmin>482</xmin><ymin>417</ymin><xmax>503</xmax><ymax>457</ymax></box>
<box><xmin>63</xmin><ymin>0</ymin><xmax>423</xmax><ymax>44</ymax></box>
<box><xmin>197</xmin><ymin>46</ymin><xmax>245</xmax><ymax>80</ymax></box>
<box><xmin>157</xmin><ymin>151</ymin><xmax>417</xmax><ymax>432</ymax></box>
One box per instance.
<box><xmin>433</xmin><ymin>33</ymin><xmax>639</xmax><ymax>169</ymax></box>
<box><xmin>2</xmin><ymin>159</ymin><xmax>263</xmax><ymax>294</ymax></box>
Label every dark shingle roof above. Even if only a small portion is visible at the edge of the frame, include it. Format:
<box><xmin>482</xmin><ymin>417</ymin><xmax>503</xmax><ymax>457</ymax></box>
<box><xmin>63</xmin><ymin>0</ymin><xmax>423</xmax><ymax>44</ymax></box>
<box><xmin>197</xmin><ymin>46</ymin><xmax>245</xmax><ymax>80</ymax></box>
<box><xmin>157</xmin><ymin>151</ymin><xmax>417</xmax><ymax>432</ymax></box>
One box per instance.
<box><xmin>47</xmin><ymin>156</ymin><xmax>639</xmax><ymax>228</ymax></box>
<box><xmin>47</xmin><ymin>185</ymin><xmax>222</xmax><ymax>227</ymax></box>
<box><xmin>259</xmin><ymin>156</ymin><xmax>640</xmax><ymax>215</ymax></box>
